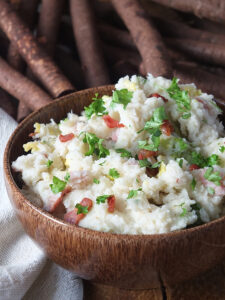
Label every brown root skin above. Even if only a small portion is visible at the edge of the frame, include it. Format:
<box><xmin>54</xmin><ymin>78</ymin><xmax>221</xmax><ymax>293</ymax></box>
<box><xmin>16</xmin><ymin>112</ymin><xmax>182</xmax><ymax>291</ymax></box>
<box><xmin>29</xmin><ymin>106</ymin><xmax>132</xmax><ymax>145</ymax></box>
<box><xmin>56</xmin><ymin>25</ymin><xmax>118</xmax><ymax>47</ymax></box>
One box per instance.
<box><xmin>98</xmin><ymin>23</ymin><xmax>136</xmax><ymax>50</ymax></box>
<box><xmin>0</xmin><ymin>57</ymin><xmax>51</xmax><ymax>111</ymax></box>
<box><xmin>70</xmin><ymin>0</ymin><xmax>110</xmax><ymax>87</ymax></box>
<box><xmin>0</xmin><ymin>89</ymin><xmax>17</xmax><ymax>119</ymax></box>
<box><xmin>154</xmin><ymin>17</ymin><xmax>225</xmax><ymax>46</ymax></box>
<box><xmin>151</xmin><ymin>0</ymin><xmax>225</xmax><ymax>24</ymax></box>
<box><xmin>37</xmin><ymin>0</ymin><xmax>65</xmax><ymax>56</ymax></box>
<box><xmin>0</xmin><ymin>0</ymin><xmax>74</xmax><ymax>98</ymax></box>
<box><xmin>166</xmin><ymin>38</ymin><xmax>225</xmax><ymax>68</ymax></box>
<box><xmin>111</xmin><ymin>0</ymin><xmax>172</xmax><ymax>78</ymax></box>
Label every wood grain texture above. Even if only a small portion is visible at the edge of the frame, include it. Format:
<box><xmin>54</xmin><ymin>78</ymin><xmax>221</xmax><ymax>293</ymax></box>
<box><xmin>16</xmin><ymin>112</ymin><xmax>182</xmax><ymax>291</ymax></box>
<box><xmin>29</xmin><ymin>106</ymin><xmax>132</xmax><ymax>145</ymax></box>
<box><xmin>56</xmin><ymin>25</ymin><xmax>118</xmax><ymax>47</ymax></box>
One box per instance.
<box><xmin>3</xmin><ymin>86</ymin><xmax>225</xmax><ymax>297</ymax></box>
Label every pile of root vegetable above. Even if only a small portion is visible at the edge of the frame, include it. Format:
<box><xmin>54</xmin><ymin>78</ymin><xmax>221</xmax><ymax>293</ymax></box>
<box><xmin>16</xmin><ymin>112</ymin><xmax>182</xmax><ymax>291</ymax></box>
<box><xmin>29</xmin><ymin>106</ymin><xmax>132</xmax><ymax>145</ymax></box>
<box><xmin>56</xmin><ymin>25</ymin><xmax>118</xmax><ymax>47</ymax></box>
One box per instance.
<box><xmin>1</xmin><ymin>0</ymin><xmax>225</xmax><ymax>121</ymax></box>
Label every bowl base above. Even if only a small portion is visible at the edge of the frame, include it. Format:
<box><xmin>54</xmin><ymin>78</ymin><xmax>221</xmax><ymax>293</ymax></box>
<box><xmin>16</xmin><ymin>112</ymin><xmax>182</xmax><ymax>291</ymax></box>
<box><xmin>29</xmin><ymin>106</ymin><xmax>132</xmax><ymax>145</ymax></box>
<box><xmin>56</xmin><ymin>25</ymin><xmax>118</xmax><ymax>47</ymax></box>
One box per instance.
<box><xmin>83</xmin><ymin>280</ymin><xmax>162</xmax><ymax>299</ymax></box>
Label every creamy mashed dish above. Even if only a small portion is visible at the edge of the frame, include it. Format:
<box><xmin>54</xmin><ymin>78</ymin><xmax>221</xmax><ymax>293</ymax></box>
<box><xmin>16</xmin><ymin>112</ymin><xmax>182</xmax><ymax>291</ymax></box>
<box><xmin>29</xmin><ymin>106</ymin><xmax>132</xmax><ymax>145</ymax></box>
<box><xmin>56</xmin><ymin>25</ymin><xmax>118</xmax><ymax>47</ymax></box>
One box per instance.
<box><xmin>12</xmin><ymin>75</ymin><xmax>225</xmax><ymax>234</ymax></box>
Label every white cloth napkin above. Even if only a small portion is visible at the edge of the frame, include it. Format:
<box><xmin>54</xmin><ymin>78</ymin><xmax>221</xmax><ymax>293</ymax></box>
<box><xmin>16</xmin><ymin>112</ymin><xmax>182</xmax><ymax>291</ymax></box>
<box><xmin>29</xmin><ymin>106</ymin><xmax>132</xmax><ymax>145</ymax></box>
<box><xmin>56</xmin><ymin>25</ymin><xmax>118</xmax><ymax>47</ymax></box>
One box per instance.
<box><xmin>0</xmin><ymin>109</ymin><xmax>83</xmax><ymax>300</ymax></box>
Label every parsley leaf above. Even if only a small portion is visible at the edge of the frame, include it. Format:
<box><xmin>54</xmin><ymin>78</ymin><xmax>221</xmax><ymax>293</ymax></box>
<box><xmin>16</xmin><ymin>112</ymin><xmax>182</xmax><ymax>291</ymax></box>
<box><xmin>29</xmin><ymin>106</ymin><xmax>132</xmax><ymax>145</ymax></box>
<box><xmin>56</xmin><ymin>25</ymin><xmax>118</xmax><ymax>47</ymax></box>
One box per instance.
<box><xmin>179</xmin><ymin>203</ymin><xmax>187</xmax><ymax>217</ymax></box>
<box><xmin>109</xmin><ymin>168</ymin><xmax>120</xmax><ymax>178</ymax></box>
<box><xmin>138</xmin><ymin>140</ymin><xmax>158</xmax><ymax>152</ymax></box>
<box><xmin>178</xmin><ymin>158</ymin><xmax>183</xmax><ymax>168</ymax></box>
<box><xmin>204</xmin><ymin>167</ymin><xmax>222</xmax><ymax>186</ymax></box>
<box><xmin>83</xmin><ymin>132</ymin><xmax>109</xmax><ymax>158</ymax></box>
<box><xmin>96</xmin><ymin>195</ymin><xmax>111</xmax><ymax>204</ymax></box>
<box><xmin>167</xmin><ymin>78</ymin><xmax>191</xmax><ymax>118</ymax></box>
<box><xmin>93</xmin><ymin>178</ymin><xmax>100</xmax><ymax>184</ymax></box>
<box><xmin>50</xmin><ymin>176</ymin><xmax>67</xmax><ymax>194</ymax></box>
<box><xmin>84</xmin><ymin>93</ymin><xmax>108</xmax><ymax>119</ymax></box>
<box><xmin>115</xmin><ymin>148</ymin><xmax>132</xmax><ymax>158</ymax></box>
<box><xmin>111</xmin><ymin>89</ymin><xmax>133</xmax><ymax>109</ymax></box>
<box><xmin>207</xmin><ymin>154</ymin><xmax>220</xmax><ymax>167</ymax></box>
<box><xmin>191</xmin><ymin>178</ymin><xmax>196</xmax><ymax>191</ymax></box>
<box><xmin>208</xmin><ymin>187</ymin><xmax>215</xmax><ymax>195</ymax></box>
<box><xmin>46</xmin><ymin>160</ymin><xmax>53</xmax><ymax>168</ymax></box>
<box><xmin>151</xmin><ymin>161</ymin><xmax>161</xmax><ymax>168</ymax></box>
<box><xmin>219</xmin><ymin>146</ymin><xmax>225</xmax><ymax>153</ymax></box>
<box><xmin>99</xmin><ymin>160</ymin><xmax>106</xmax><ymax>166</ymax></box>
<box><xmin>75</xmin><ymin>203</ymin><xmax>88</xmax><ymax>214</ymax></box>
<box><xmin>64</xmin><ymin>172</ymin><xmax>70</xmax><ymax>182</ymax></box>
<box><xmin>143</xmin><ymin>107</ymin><xmax>166</xmax><ymax>130</ymax></box>
<box><xmin>139</xmin><ymin>159</ymin><xmax>151</xmax><ymax>168</ymax></box>
<box><xmin>127</xmin><ymin>188</ymin><xmax>142</xmax><ymax>199</ymax></box>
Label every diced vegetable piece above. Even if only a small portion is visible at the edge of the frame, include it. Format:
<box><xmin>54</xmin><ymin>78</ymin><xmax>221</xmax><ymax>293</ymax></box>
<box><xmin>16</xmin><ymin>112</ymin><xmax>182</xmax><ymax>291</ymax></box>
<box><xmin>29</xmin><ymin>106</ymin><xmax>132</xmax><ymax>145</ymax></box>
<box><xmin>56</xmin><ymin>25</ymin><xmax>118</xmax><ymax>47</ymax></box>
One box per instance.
<box><xmin>59</xmin><ymin>133</ymin><xmax>75</xmax><ymax>142</ymax></box>
<box><xmin>138</xmin><ymin>149</ymin><xmax>158</xmax><ymax>160</ymax></box>
<box><xmin>160</xmin><ymin>120</ymin><xmax>173</xmax><ymax>136</ymax></box>
<box><xmin>103</xmin><ymin>115</ymin><xmax>125</xmax><ymax>128</ymax></box>
<box><xmin>189</xmin><ymin>164</ymin><xmax>200</xmax><ymax>171</ymax></box>
<box><xmin>150</xmin><ymin>93</ymin><xmax>168</xmax><ymax>102</ymax></box>
<box><xmin>107</xmin><ymin>195</ymin><xmax>115</xmax><ymax>213</ymax></box>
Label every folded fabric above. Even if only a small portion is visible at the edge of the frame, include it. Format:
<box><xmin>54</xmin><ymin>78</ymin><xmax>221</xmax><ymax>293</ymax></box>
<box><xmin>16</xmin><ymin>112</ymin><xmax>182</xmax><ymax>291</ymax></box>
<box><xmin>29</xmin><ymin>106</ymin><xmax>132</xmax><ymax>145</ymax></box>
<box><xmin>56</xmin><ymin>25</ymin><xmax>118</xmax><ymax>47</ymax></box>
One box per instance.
<box><xmin>0</xmin><ymin>109</ymin><xmax>83</xmax><ymax>300</ymax></box>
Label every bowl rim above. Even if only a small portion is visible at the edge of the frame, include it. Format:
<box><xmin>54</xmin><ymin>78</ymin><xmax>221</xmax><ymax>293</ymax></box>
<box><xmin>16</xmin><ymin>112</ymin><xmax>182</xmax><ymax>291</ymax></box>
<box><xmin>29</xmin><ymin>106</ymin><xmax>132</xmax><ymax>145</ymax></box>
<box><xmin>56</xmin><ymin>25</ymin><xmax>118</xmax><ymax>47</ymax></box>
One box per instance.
<box><xmin>4</xmin><ymin>85</ymin><xmax>225</xmax><ymax>240</ymax></box>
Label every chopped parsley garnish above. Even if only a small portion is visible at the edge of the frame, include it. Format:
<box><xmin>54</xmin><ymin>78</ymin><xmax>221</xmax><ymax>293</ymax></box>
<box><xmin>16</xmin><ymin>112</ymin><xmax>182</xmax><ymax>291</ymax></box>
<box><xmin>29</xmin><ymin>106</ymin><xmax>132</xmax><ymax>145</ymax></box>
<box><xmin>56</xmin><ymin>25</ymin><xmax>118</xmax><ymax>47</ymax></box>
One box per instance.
<box><xmin>219</xmin><ymin>146</ymin><xmax>225</xmax><ymax>153</ymax></box>
<box><xmin>64</xmin><ymin>172</ymin><xmax>70</xmax><ymax>182</ymax></box>
<box><xmin>178</xmin><ymin>158</ymin><xmax>183</xmax><ymax>168</ymax></box>
<box><xmin>139</xmin><ymin>159</ymin><xmax>151</xmax><ymax>168</ymax></box>
<box><xmin>191</xmin><ymin>178</ymin><xmax>196</xmax><ymax>191</ymax></box>
<box><xmin>138</xmin><ymin>107</ymin><xmax>167</xmax><ymax>151</ymax></box>
<box><xmin>84</xmin><ymin>93</ymin><xmax>108</xmax><ymax>119</ymax></box>
<box><xmin>99</xmin><ymin>160</ymin><xmax>106</xmax><ymax>166</ymax></box>
<box><xmin>115</xmin><ymin>148</ymin><xmax>132</xmax><ymax>158</ymax></box>
<box><xmin>127</xmin><ymin>188</ymin><xmax>142</xmax><ymax>199</ymax></box>
<box><xmin>208</xmin><ymin>187</ymin><xmax>215</xmax><ymax>195</ymax></box>
<box><xmin>46</xmin><ymin>160</ymin><xmax>53</xmax><ymax>168</ymax></box>
<box><xmin>50</xmin><ymin>176</ymin><xmax>67</xmax><ymax>194</ymax></box>
<box><xmin>111</xmin><ymin>89</ymin><xmax>133</xmax><ymax>109</ymax></box>
<box><xmin>93</xmin><ymin>178</ymin><xmax>100</xmax><ymax>184</ymax></box>
<box><xmin>167</xmin><ymin>78</ymin><xmax>191</xmax><ymax>119</ymax></box>
<box><xmin>75</xmin><ymin>203</ymin><xmax>88</xmax><ymax>214</ymax></box>
<box><xmin>207</xmin><ymin>154</ymin><xmax>220</xmax><ymax>167</ymax></box>
<box><xmin>180</xmin><ymin>203</ymin><xmax>187</xmax><ymax>217</ymax></box>
<box><xmin>109</xmin><ymin>168</ymin><xmax>120</xmax><ymax>179</ymax></box>
<box><xmin>96</xmin><ymin>195</ymin><xmax>111</xmax><ymax>204</ymax></box>
<box><xmin>83</xmin><ymin>132</ymin><xmax>110</xmax><ymax>158</ymax></box>
<box><xmin>204</xmin><ymin>167</ymin><xmax>222</xmax><ymax>186</ymax></box>
<box><xmin>136</xmin><ymin>178</ymin><xmax>140</xmax><ymax>183</ymax></box>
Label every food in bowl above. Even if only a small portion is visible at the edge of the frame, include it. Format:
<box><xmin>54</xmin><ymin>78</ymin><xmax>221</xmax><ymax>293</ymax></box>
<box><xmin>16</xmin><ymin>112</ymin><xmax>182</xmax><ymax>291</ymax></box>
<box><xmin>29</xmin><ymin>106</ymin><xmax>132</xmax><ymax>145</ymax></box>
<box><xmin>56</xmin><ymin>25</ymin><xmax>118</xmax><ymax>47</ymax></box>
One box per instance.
<box><xmin>12</xmin><ymin>75</ymin><xmax>225</xmax><ymax>234</ymax></box>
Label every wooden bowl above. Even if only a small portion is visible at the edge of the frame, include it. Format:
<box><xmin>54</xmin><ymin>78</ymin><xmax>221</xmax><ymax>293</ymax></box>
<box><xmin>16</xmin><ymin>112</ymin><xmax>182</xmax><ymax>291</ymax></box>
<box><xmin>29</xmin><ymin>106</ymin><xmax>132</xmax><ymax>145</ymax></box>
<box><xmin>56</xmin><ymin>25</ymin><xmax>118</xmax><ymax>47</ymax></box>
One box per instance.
<box><xmin>4</xmin><ymin>86</ymin><xmax>225</xmax><ymax>298</ymax></box>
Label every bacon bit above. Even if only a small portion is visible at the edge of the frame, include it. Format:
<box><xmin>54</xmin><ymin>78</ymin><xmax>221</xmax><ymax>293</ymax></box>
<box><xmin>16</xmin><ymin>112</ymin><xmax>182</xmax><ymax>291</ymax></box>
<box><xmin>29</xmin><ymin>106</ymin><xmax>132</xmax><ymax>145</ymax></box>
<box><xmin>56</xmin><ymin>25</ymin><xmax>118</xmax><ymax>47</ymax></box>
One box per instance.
<box><xmin>28</xmin><ymin>132</ymin><xmax>36</xmax><ymax>137</ymax></box>
<box><xmin>48</xmin><ymin>186</ymin><xmax>72</xmax><ymax>213</ymax></box>
<box><xmin>107</xmin><ymin>195</ymin><xmax>115</xmax><ymax>213</ymax></box>
<box><xmin>138</xmin><ymin>149</ymin><xmax>158</xmax><ymax>160</ymax></box>
<box><xmin>150</xmin><ymin>93</ymin><xmax>168</xmax><ymax>102</ymax></box>
<box><xmin>146</xmin><ymin>167</ymin><xmax>158</xmax><ymax>177</ymax></box>
<box><xmin>176</xmin><ymin>178</ymin><xmax>180</xmax><ymax>183</ymax></box>
<box><xmin>189</xmin><ymin>164</ymin><xmax>200</xmax><ymax>171</ymax></box>
<box><xmin>103</xmin><ymin>115</ymin><xmax>125</xmax><ymax>128</ymax></box>
<box><xmin>160</xmin><ymin>120</ymin><xmax>173</xmax><ymax>136</ymax></box>
<box><xmin>59</xmin><ymin>133</ymin><xmax>75</xmax><ymax>142</ymax></box>
<box><xmin>64</xmin><ymin>197</ymin><xmax>93</xmax><ymax>225</ymax></box>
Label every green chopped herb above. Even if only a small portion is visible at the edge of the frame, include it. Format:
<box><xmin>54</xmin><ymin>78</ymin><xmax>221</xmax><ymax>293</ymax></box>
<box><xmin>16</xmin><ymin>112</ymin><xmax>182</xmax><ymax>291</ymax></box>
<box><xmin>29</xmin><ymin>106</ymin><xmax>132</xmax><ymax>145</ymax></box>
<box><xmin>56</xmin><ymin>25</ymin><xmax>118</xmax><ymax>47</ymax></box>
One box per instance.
<box><xmin>96</xmin><ymin>195</ymin><xmax>111</xmax><ymax>204</ymax></box>
<box><xmin>208</xmin><ymin>187</ymin><xmax>215</xmax><ymax>195</ymax></box>
<box><xmin>93</xmin><ymin>178</ymin><xmax>100</xmax><ymax>184</ymax></box>
<box><xmin>167</xmin><ymin>78</ymin><xmax>191</xmax><ymax>118</ymax></box>
<box><xmin>84</xmin><ymin>93</ymin><xmax>108</xmax><ymax>119</ymax></box>
<box><xmin>219</xmin><ymin>146</ymin><xmax>225</xmax><ymax>153</ymax></box>
<box><xmin>115</xmin><ymin>148</ymin><xmax>132</xmax><ymax>158</ymax></box>
<box><xmin>99</xmin><ymin>160</ymin><xmax>106</xmax><ymax>166</ymax></box>
<box><xmin>138</xmin><ymin>140</ymin><xmax>158</xmax><ymax>152</ymax></box>
<box><xmin>83</xmin><ymin>132</ymin><xmax>109</xmax><ymax>158</ymax></box>
<box><xmin>207</xmin><ymin>154</ymin><xmax>220</xmax><ymax>167</ymax></box>
<box><xmin>191</xmin><ymin>178</ymin><xmax>196</xmax><ymax>191</ymax></box>
<box><xmin>204</xmin><ymin>167</ymin><xmax>222</xmax><ymax>186</ymax></box>
<box><xmin>64</xmin><ymin>172</ymin><xmax>70</xmax><ymax>182</ymax></box>
<box><xmin>143</xmin><ymin>107</ymin><xmax>167</xmax><ymax>130</ymax></box>
<box><xmin>127</xmin><ymin>188</ymin><xmax>142</xmax><ymax>199</ymax></box>
<box><xmin>182</xmin><ymin>112</ymin><xmax>191</xmax><ymax>119</ymax></box>
<box><xmin>179</xmin><ymin>203</ymin><xmax>187</xmax><ymax>217</ymax></box>
<box><xmin>75</xmin><ymin>203</ymin><xmax>88</xmax><ymax>214</ymax></box>
<box><xmin>139</xmin><ymin>159</ymin><xmax>151</xmax><ymax>168</ymax></box>
<box><xmin>46</xmin><ymin>160</ymin><xmax>53</xmax><ymax>168</ymax></box>
<box><xmin>136</xmin><ymin>178</ymin><xmax>140</xmax><ymax>183</ymax></box>
<box><xmin>111</xmin><ymin>89</ymin><xmax>133</xmax><ymax>109</ymax></box>
<box><xmin>50</xmin><ymin>176</ymin><xmax>67</xmax><ymax>194</ymax></box>
<box><xmin>151</xmin><ymin>161</ymin><xmax>161</xmax><ymax>168</ymax></box>
<box><xmin>178</xmin><ymin>159</ymin><xmax>183</xmax><ymax>168</ymax></box>
<box><xmin>109</xmin><ymin>168</ymin><xmax>120</xmax><ymax>179</ymax></box>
